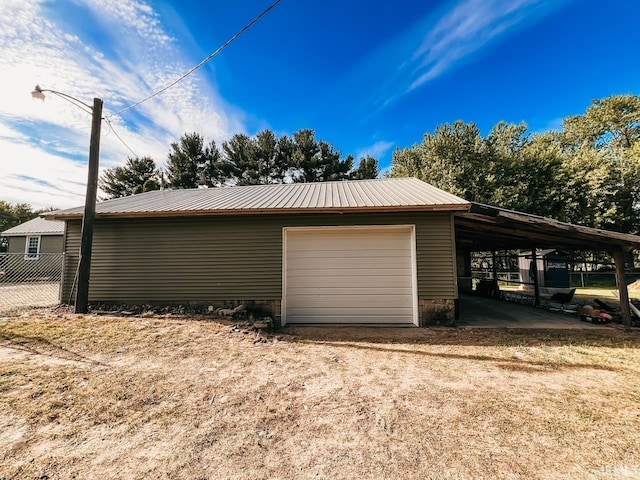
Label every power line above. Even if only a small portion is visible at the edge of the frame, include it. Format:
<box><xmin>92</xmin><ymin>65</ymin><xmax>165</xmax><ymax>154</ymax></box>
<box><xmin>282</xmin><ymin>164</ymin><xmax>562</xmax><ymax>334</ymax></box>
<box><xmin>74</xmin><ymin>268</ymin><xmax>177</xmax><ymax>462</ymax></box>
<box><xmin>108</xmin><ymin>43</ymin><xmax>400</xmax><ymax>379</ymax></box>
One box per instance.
<box><xmin>108</xmin><ymin>0</ymin><xmax>282</xmax><ymax>119</ymax></box>
<box><xmin>104</xmin><ymin>118</ymin><xmax>140</xmax><ymax>158</ymax></box>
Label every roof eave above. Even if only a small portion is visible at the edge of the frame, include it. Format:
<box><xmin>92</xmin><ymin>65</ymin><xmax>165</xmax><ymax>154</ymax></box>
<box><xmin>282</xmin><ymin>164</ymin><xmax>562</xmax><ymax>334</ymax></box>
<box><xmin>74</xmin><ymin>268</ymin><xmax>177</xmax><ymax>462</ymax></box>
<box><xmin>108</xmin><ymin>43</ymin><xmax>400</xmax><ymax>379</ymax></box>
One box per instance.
<box><xmin>47</xmin><ymin>203</ymin><xmax>471</xmax><ymax>220</ymax></box>
<box><xmin>1</xmin><ymin>231</ymin><xmax>63</xmax><ymax>237</ymax></box>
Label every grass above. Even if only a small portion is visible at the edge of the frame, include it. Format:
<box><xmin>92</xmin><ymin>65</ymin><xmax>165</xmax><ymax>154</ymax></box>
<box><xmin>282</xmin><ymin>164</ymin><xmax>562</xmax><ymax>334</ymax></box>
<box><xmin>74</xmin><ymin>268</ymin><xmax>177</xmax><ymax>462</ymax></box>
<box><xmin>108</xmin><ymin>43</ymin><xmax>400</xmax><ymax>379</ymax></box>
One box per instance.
<box><xmin>1</xmin><ymin>308</ymin><xmax>640</xmax><ymax>479</ymax></box>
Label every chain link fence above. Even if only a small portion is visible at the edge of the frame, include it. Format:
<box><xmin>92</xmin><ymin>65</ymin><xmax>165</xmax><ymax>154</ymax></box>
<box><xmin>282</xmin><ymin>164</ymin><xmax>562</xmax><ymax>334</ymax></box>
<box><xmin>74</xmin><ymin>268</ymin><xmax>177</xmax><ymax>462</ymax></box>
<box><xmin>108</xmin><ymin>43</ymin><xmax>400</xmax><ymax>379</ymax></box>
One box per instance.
<box><xmin>0</xmin><ymin>253</ymin><xmax>63</xmax><ymax>313</ymax></box>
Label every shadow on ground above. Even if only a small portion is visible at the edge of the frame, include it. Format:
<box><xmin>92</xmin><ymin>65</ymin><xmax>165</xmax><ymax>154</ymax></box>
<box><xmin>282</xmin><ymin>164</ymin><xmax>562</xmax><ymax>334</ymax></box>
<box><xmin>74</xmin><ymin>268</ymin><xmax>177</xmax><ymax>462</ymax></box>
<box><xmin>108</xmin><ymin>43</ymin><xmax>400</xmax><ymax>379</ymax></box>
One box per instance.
<box><xmin>281</xmin><ymin>325</ymin><xmax>640</xmax><ymax>349</ymax></box>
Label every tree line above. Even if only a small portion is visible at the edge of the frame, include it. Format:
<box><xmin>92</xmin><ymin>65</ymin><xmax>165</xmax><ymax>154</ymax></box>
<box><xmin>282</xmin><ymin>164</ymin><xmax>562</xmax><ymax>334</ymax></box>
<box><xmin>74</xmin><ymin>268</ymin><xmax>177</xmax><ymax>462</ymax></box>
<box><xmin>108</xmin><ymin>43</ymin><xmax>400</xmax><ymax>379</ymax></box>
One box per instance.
<box><xmin>4</xmin><ymin>94</ymin><xmax>639</xmax><ymax>241</ymax></box>
<box><xmin>389</xmin><ymin>94</ymin><xmax>640</xmax><ymax>235</ymax></box>
<box><xmin>100</xmin><ymin>128</ymin><xmax>380</xmax><ymax>199</ymax></box>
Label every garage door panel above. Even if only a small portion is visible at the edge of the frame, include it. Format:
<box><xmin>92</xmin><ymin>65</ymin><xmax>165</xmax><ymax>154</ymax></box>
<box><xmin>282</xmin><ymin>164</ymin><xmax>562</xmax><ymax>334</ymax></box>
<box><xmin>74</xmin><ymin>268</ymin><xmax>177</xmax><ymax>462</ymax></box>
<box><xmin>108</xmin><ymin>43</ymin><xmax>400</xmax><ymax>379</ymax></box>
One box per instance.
<box><xmin>284</xmin><ymin>226</ymin><xmax>416</xmax><ymax>325</ymax></box>
<box><xmin>286</xmin><ymin>275</ymin><xmax>412</xmax><ymax>288</ymax></box>
<box><xmin>287</xmin><ymin>268</ymin><xmax>413</xmax><ymax>279</ymax></box>
<box><xmin>287</xmin><ymin>232</ymin><xmax>408</xmax><ymax>250</ymax></box>
<box><xmin>286</xmin><ymin>311</ymin><xmax>414</xmax><ymax>324</ymax></box>
<box><xmin>286</xmin><ymin>294</ymin><xmax>414</xmax><ymax>309</ymax></box>
<box><xmin>287</xmin><ymin>286</ymin><xmax>411</xmax><ymax>296</ymax></box>
<box><xmin>286</xmin><ymin>256</ymin><xmax>412</xmax><ymax>269</ymax></box>
<box><xmin>285</xmin><ymin>276</ymin><xmax>411</xmax><ymax>289</ymax></box>
<box><xmin>286</xmin><ymin>249</ymin><xmax>411</xmax><ymax>260</ymax></box>
<box><xmin>287</xmin><ymin>307</ymin><xmax>414</xmax><ymax>317</ymax></box>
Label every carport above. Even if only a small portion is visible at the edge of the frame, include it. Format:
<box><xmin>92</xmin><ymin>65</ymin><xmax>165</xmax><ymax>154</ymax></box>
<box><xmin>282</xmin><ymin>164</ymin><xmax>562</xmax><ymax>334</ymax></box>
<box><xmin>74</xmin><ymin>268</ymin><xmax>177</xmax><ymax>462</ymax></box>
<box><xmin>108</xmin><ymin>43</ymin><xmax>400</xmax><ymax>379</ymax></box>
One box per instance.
<box><xmin>454</xmin><ymin>203</ymin><xmax>640</xmax><ymax>326</ymax></box>
<box><xmin>456</xmin><ymin>294</ymin><xmax>609</xmax><ymax>328</ymax></box>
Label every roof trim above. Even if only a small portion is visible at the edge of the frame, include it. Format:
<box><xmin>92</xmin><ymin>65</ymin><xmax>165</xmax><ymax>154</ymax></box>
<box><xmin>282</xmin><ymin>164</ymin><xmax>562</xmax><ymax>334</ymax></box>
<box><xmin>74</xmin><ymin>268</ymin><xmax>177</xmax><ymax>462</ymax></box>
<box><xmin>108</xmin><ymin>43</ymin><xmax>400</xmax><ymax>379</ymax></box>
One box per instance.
<box><xmin>1</xmin><ymin>231</ymin><xmax>63</xmax><ymax>237</ymax></box>
<box><xmin>48</xmin><ymin>203</ymin><xmax>471</xmax><ymax>220</ymax></box>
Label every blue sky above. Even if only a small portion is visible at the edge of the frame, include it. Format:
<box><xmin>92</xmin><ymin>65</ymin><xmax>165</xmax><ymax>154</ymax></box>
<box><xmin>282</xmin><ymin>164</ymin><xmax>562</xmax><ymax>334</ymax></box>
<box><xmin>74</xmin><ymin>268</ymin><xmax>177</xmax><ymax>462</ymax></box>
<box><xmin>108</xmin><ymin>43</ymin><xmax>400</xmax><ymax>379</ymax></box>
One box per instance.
<box><xmin>1</xmin><ymin>0</ymin><xmax>639</xmax><ymax>208</ymax></box>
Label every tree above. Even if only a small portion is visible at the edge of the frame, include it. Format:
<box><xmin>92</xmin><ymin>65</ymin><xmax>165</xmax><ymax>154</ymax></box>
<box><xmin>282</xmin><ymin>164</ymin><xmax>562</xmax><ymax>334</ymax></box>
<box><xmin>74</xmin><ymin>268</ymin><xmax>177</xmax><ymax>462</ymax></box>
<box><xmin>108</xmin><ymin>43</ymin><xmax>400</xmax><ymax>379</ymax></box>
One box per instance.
<box><xmin>318</xmin><ymin>142</ymin><xmax>353</xmax><ymax>181</ymax></box>
<box><xmin>222</xmin><ymin>133</ymin><xmax>258</xmax><ymax>186</ymax></box>
<box><xmin>166</xmin><ymin>132</ymin><xmax>207</xmax><ymax>189</ymax></box>
<box><xmin>389</xmin><ymin>121</ymin><xmax>496</xmax><ymax>203</ymax></box>
<box><xmin>352</xmin><ymin>155</ymin><xmax>380</xmax><ymax>179</ymax></box>
<box><xmin>387</xmin><ymin>94</ymin><xmax>640</xmax><ymax>235</ymax></box>
<box><xmin>274</xmin><ymin>135</ymin><xmax>295</xmax><ymax>183</ymax></box>
<box><xmin>487</xmin><ymin>123</ymin><xmax>565</xmax><ymax>218</ymax></box>
<box><xmin>563</xmin><ymin>94</ymin><xmax>640</xmax><ymax>150</ymax></box>
<box><xmin>292</xmin><ymin>129</ymin><xmax>321</xmax><ymax>183</ymax></box>
<box><xmin>202</xmin><ymin>140</ymin><xmax>230</xmax><ymax>187</ymax></box>
<box><xmin>292</xmin><ymin>129</ymin><xmax>353</xmax><ymax>182</ymax></box>
<box><xmin>100</xmin><ymin>156</ymin><xmax>159</xmax><ymax>199</ymax></box>
<box><xmin>166</xmin><ymin>129</ymin><xmax>380</xmax><ymax>188</ymax></box>
<box><xmin>561</xmin><ymin>94</ymin><xmax>640</xmax><ymax>233</ymax></box>
<box><xmin>255</xmin><ymin>130</ymin><xmax>289</xmax><ymax>184</ymax></box>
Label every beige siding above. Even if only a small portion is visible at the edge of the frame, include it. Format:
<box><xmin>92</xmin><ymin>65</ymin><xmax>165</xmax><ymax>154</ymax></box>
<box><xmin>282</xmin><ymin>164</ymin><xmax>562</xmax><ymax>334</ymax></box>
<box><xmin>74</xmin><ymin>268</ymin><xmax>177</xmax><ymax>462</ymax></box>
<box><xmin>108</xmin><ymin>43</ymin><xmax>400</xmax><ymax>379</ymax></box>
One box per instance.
<box><xmin>60</xmin><ymin>212</ymin><xmax>457</xmax><ymax>305</ymax></box>
<box><xmin>7</xmin><ymin>237</ymin><xmax>26</xmax><ymax>254</ymax></box>
<box><xmin>416</xmin><ymin>213</ymin><xmax>458</xmax><ymax>299</ymax></box>
<box><xmin>7</xmin><ymin>235</ymin><xmax>63</xmax><ymax>254</ymax></box>
<box><xmin>61</xmin><ymin>222</ymin><xmax>81</xmax><ymax>304</ymax></box>
<box><xmin>41</xmin><ymin>235</ymin><xmax>63</xmax><ymax>254</ymax></box>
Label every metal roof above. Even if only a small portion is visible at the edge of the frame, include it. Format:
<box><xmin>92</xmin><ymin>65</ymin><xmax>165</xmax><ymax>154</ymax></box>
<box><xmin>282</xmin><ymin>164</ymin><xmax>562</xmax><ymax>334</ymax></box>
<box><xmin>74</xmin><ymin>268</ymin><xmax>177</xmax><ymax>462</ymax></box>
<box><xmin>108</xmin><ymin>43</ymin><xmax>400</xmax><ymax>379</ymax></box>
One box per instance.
<box><xmin>47</xmin><ymin>178</ymin><xmax>471</xmax><ymax>219</ymax></box>
<box><xmin>1</xmin><ymin>217</ymin><xmax>65</xmax><ymax>237</ymax></box>
<box><xmin>455</xmin><ymin>203</ymin><xmax>640</xmax><ymax>250</ymax></box>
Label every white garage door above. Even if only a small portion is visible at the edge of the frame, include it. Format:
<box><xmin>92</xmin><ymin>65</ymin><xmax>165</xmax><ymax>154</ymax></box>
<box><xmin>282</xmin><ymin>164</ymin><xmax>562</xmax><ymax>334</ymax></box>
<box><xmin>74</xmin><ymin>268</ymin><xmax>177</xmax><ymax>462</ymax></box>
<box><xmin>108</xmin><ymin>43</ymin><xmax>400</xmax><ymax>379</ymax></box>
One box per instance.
<box><xmin>283</xmin><ymin>226</ymin><xmax>417</xmax><ymax>325</ymax></box>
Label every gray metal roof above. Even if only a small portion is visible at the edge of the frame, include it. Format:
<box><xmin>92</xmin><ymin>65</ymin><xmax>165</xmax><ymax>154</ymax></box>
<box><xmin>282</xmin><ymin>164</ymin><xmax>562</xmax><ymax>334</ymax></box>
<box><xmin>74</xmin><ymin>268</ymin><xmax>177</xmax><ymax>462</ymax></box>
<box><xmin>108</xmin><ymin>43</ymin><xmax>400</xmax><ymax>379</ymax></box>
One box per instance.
<box><xmin>47</xmin><ymin>178</ymin><xmax>470</xmax><ymax>219</ymax></box>
<box><xmin>455</xmin><ymin>202</ymin><xmax>640</xmax><ymax>249</ymax></box>
<box><xmin>1</xmin><ymin>217</ymin><xmax>65</xmax><ymax>237</ymax></box>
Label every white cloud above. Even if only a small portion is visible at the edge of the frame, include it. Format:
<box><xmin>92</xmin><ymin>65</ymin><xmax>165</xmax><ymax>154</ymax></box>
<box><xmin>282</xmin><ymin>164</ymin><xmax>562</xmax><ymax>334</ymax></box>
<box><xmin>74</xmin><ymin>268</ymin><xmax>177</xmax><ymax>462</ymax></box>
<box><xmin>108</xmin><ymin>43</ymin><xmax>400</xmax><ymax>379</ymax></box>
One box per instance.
<box><xmin>539</xmin><ymin>117</ymin><xmax>564</xmax><ymax>133</ymax></box>
<box><xmin>0</xmin><ymin>0</ymin><xmax>245</xmax><ymax>208</ymax></box>
<box><xmin>355</xmin><ymin>141</ymin><xmax>394</xmax><ymax>161</ymax></box>
<box><xmin>0</xmin><ymin>133</ymin><xmax>87</xmax><ymax>209</ymax></box>
<box><xmin>407</xmin><ymin>0</ymin><xmax>558</xmax><ymax>90</ymax></box>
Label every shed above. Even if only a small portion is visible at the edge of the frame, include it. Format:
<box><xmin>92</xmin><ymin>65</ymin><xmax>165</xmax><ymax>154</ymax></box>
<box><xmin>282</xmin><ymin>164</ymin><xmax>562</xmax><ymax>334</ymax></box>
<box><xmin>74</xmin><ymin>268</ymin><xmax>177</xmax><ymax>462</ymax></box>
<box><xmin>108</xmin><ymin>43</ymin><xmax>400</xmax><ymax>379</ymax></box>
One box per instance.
<box><xmin>1</xmin><ymin>217</ymin><xmax>65</xmax><ymax>281</ymax></box>
<box><xmin>47</xmin><ymin>178</ymin><xmax>470</xmax><ymax>326</ymax></box>
<box><xmin>518</xmin><ymin>249</ymin><xmax>570</xmax><ymax>289</ymax></box>
<box><xmin>2</xmin><ymin>217</ymin><xmax>65</xmax><ymax>255</ymax></box>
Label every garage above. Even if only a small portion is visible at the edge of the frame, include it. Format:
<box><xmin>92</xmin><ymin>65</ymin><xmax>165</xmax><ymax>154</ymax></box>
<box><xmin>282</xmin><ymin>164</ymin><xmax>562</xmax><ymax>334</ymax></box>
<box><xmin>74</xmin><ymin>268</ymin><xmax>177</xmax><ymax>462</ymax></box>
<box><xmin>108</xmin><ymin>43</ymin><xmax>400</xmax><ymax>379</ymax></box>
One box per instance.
<box><xmin>282</xmin><ymin>226</ymin><xmax>417</xmax><ymax>325</ymax></box>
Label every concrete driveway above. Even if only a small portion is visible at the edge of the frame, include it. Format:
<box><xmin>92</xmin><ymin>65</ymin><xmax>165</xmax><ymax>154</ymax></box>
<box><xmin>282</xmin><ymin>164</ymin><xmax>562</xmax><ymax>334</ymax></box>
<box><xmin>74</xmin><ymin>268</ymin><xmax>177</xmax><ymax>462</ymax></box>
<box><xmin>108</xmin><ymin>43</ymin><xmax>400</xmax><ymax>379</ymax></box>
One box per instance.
<box><xmin>456</xmin><ymin>294</ymin><xmax>612</xmax><ymax>329</ymax></box>
<box><xmin>0</xmin><ymin>282</ymin><xmax>60</xmax><ymax>313</ymax></box>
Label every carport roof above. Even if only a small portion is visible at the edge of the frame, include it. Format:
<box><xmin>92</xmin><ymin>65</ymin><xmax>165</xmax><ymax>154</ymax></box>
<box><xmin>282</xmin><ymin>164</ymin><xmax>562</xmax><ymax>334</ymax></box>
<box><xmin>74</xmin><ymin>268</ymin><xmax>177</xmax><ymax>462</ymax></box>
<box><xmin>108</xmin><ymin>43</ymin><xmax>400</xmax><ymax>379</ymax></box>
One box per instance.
<box><xmin>455</xmin><ymin>203</ymin><xmax>640</xmax><ymax>251</ymax></box>
<box><xmin>46</xmin><ymin>178</ymin><xmax>471</xmax><ymax>219</ymax></box>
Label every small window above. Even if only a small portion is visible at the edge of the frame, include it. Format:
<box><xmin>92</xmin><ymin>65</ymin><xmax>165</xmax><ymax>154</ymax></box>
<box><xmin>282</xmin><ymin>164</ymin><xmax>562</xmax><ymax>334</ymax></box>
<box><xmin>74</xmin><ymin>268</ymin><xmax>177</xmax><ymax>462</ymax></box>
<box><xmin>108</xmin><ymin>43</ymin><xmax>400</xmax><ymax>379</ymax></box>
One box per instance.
<box><xmin>25</xmin><ymin>236</ymin><xmax>41</xmax><ymax>260</ymax></box>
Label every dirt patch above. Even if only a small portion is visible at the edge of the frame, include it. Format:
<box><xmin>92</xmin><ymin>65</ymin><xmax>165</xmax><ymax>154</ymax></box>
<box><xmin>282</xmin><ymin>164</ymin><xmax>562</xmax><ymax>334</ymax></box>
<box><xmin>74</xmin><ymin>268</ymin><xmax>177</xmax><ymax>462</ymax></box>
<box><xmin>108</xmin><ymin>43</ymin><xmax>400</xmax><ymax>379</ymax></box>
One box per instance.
<box><xmin>1</xmin><ymin>308</ymin><xmax>639</xmax><ymax>479</ymax></box>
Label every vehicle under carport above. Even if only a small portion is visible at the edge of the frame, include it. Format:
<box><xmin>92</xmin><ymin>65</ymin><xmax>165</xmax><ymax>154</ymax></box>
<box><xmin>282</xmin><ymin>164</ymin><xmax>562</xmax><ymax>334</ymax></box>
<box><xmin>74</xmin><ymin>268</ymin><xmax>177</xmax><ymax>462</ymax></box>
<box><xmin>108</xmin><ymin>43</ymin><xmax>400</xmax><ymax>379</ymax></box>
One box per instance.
<box><xmin>454</xmin><ymin>203</ymin><xmax>640</xmax><ymax>327</ymax></box>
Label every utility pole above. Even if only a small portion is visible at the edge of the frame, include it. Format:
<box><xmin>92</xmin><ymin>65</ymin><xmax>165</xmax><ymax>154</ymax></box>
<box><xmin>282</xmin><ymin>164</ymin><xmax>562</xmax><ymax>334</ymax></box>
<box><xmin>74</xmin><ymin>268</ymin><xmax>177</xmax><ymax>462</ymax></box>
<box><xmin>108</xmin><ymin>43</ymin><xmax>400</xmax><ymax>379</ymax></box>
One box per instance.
<box><xmin>75</xmin><ymin>98</ymin><xmax>103</xmax><ymax>314</ymax></box>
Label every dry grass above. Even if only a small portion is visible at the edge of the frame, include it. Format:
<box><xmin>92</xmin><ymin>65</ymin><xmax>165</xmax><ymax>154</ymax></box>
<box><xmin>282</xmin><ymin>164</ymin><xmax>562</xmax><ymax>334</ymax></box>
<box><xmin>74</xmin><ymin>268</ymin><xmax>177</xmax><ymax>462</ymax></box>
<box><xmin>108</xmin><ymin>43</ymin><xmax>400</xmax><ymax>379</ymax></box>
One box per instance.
<box><xmin>1</xmin><ymin>309</ymin><xmax>640</xmax><ymax>479</ymax></box>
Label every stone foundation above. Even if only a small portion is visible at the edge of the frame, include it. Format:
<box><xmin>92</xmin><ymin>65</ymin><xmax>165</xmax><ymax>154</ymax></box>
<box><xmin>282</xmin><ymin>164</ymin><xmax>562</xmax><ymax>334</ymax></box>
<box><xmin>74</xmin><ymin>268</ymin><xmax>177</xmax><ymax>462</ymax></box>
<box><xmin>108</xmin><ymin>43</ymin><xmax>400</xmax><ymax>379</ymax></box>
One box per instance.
<box><xmin>89</xmin><ymin>299</ymin><xmax>282</xmax><ymax>325</ymax></box>
<box><xmin>418</xmin><ymin>298</ymin><xmax>455</xmax><ymax>326</ymax></box>
<box><xmin>213</xmin><ymin>299</ymin><xmax>281</xmax><ymax>325</ymax></box>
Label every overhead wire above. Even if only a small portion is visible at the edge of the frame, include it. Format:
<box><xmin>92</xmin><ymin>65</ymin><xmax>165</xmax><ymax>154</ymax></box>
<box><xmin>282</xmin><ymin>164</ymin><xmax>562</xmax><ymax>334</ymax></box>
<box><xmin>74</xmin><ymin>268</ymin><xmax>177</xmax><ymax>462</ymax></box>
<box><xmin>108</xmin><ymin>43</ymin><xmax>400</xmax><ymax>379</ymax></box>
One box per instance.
<box><xmin>107</xmin><ymin>0</ymin><xmax>282</xmax><ymax>119</ymax></box>
<box><xmin>104</xmin><ymin>117</ymin><xmax>140</xmax><ymax>158</ymax></box>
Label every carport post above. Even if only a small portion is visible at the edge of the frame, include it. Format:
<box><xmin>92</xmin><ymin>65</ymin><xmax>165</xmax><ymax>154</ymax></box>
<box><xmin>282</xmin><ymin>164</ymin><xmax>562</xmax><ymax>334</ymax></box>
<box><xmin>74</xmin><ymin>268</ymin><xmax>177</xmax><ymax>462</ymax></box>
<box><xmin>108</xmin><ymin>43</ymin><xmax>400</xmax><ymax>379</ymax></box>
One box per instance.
<box><xmin>531</xmin><ymin>248</ymin><xmax>540</xmax><ymax>307</ymax></box>
<box><xmin>491</xmin><ymin>250</ymin><xmax>498</xmax><ymax>281</ymax></box>
<box><xmin>613</xmin><ymin>249</ymin><xmax>632</xmax><ymax>327</ymax></box>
